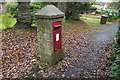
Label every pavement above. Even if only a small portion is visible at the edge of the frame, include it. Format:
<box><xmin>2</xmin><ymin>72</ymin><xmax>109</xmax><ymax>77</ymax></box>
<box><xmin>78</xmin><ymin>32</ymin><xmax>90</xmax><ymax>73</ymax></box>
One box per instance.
<box><xmin>88</xmin><ymin>23</ymin><xmax>118</xmax><ymax>42</ymax></box>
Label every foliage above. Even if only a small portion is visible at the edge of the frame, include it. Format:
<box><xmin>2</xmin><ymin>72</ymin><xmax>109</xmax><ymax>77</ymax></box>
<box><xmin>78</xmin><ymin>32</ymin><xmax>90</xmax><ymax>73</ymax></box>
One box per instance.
<box><xmin>110</xmin><ymin>30</ymin><xmax>120</xmax><ymax>80</ymax></box>
<box><xmin>96</xmin><ymin>9</ymin><xmax>101</xmax><ymax>14</ymax></box>
<box><xmin>110</xmin><ymin>42</ymin><xmax>120</xmax><ymax>80</ymax></box>
<box><xmin>102</xmin><ymin>10</ymin><xmax>119</xmax><ymax>22</ymax></box>
<box><xmin>9</xmin><ymin>3</ymin><xmax>18</xmax><ymax>18</ymax></box>
<box><xmin>29</xmin><ymin>3</ymin><xmax>42</xmax><ymax>9</ymax></box>
<box><xmin>5</xmin><ymin>3</ymin><xmax>18</xmax><ymax>18</ymax></box>
<box><xmin>41</xmin><ymin>2</ymin><xmax>91</xmax><ymax>20</ymax></box>
<box><xmin>6</xmin><ymin>2</ymin><xmax>92</xmax><ymax>25</ymax></box>
<box><xmin>6</xmin><ymin>2</ymin><xmax>44</xmax><ymax>26</ymax></box>
<box><xmin>30</xmin><ymin>2</ymin><xmax>44</xmax><ymax>26</ymax></box>
<box><xmin>0</xmin><ymin>13</ymin><xmax>17</xmax><ymax>29</ymax></box>
<box><xmin>65</xmin><ymin>2</ymin><xmax>92</xmax><ymax>20</ymax></box>
<box><xmin>108</xmin><ymin>1</ymin><xmax>120</xmax><ymax>10</ymax></box>
<box><xmin>116</xmin><ymin>26</ymin><xmax>120</xmax><ymax>44</ymax></box>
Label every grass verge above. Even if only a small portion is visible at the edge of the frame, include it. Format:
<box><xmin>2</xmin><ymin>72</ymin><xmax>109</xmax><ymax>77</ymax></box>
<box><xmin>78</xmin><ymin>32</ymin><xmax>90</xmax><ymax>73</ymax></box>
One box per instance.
<box><xmin>80</xmin><ymin>16</ymin><xmax>113</xmax><ymax>25</ymax></box>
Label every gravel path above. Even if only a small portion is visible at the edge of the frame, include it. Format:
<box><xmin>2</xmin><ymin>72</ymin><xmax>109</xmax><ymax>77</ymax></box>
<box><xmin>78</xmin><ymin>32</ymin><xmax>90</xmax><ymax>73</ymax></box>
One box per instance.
<box><xmin>87</xmin><ymin>23</ymin><xmax>118</xmax><ymax>42</ymax></box>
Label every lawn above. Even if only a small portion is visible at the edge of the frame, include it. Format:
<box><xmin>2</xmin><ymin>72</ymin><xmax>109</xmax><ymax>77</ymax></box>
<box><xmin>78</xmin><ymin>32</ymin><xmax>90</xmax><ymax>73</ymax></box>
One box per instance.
<box><xmin>80</xmin><ymin>16</ymin><xmax>113</xmax><ymax>25</ymax></box>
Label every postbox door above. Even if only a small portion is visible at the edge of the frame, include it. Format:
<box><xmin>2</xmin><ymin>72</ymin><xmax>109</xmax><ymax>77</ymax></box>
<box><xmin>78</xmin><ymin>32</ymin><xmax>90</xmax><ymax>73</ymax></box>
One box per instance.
<box><xmin>53</xmin><ymin>21</ymin><xmax>62</xmax><ymax>53</ymax></box>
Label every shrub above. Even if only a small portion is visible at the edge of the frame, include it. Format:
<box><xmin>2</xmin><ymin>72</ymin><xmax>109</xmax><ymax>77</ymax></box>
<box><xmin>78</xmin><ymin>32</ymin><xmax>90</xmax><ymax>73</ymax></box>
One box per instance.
<box><xmin>65</xmin><ymin>2</ymin><xmax>91</xmax><ymax>20</ymax></box>
<box><xmin>1</xmin><ymin>13</ymin><xmax>16</xmax><ymax>29</ymax></box>
<box><xmin>110</xmin><ymin>31</ymin><xmax>120</xmax><ymax>79</ymax></box>
<box><xmin>5</xmin><ymin>3</ymin><xmax>18</xmax><ymax>18</ymax></box>
<box><xmin>5</xmin><ymin>3</ymin><xmax>44</xmax><ymax>27</ymax></box>
<box><xmin>29</xmin><ymin>3</ymin><xmax>42</xmax><ymax>9</ymax></box>
<box><xmin>110</xmin><ymin>42</ymin><xmax>120</xmax><ymax>80</ymax></box>
<box><xmin>9</xmin><ymin>3</ymin><xmax>18</xmax><ymax>18</ymax></box>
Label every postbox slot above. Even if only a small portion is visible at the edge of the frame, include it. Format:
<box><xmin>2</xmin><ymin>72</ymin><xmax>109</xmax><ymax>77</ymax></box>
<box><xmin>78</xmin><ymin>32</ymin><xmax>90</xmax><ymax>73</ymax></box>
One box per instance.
<box><xmin>54</xmin><ymin>26</ymin><xmax>61</xmax><ymax>30</ymax></box>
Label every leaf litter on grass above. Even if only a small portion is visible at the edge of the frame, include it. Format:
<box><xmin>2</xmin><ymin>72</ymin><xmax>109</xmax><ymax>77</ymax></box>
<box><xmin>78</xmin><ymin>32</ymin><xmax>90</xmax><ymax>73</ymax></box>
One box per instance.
<box><xmin>1</xmin><ymin>20</ymin><xmax>99</xmax><ymax>78</ymax></box>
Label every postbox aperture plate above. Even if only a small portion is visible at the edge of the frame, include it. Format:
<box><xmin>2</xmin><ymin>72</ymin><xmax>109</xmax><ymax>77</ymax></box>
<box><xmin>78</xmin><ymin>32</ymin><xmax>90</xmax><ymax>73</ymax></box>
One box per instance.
<box><xmin>53</xmin><ymin>21</ymin><xmax>62</xmax><ymax>53</ymax></box>
<box><xmin>56</xmin><ymin>33</ymin><xmax>59</xmax><ymax>41</ymax></box>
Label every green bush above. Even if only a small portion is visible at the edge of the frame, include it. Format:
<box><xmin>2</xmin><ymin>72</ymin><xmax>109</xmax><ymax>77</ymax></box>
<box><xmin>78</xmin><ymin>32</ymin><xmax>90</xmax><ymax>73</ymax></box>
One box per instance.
<box><xmin>6</xmin><ymin>3</ymin><xmax>44</xmax><ymax>26</ymax></box>
<box><xmin>96</xmin><ymin>11</ymin><xmax>101</xmax><ymax>14</ymax></box>
<box><xmin>9</xmin><ymin>3</ymin><xmax>18</xmax><ymax>18</ymax></box>
<box><xmin>110</xmin><ymin>42</ymin><xmax>120</xmax><ymax>80</ymax></box>
<box><xmin>116</xmin><ymin>27</ymin><xmax>120</xmax><ymax>44</ymax></box>
<box><xmin>65</xmin><ymin>2</ymin><xmax>92</xmax><ymax>20</ymax></box>
<box><xmin>30</xmin><ymin>3</ymin><xmax>44</xmax><ymax>26</ymax></box>
<box><xmin>5</xmin><ymin>3</ymin><xmax>18</xmax><ymax>18</ymax></box>
<box><xmin>29</xmin><ymin>3</ymin><xmax>42</xmax><ymax>9</ymax></box>
<box><xmin>0</xmin><ymin>13</ymin><xmax>16</xmax><ymax>29</ymax></box>
<box><xmin>110</xmin><ymin>31</ymin><xmax>120</xmax><ymax>80</ymax></box>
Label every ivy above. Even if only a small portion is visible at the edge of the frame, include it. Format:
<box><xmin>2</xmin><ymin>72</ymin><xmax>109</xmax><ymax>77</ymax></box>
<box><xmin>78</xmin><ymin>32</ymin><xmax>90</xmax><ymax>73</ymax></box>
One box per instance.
<box><xmin>29</xmin><ymin>3</ymin><xmax>44</xmax><ymax>26</ymax></box>
<box><xmin>110</xmin><ymin>33</ymin><xmax>120</xmax><ymax>80</ymax></box>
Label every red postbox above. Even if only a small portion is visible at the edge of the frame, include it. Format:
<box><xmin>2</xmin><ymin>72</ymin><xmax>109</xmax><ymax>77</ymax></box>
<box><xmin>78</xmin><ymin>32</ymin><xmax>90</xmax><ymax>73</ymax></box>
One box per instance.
<box><xmin>53</xmin><ymin>21</ymin><xmax>62</xmax><ymax>53</ymax></box>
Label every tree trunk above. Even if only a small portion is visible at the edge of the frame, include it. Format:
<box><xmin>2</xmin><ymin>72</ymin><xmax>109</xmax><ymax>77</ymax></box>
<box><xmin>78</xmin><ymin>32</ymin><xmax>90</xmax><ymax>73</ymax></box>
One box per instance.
<box><xmin>15</xmin><ymin>2</ymin><xmax>32</xmax><ymax>29</ymax></box>
<box><xmin>57</xmin><ymin>2</ymin><xmax>66</xmax><ymax>13</ymax></box>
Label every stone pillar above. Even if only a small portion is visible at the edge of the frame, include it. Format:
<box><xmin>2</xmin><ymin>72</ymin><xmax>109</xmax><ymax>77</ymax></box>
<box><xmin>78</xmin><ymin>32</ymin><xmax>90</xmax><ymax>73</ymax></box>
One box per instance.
<box><xmin>35</xmin><ymin>5</ymin><xmax>65</xmax><ymax>66</ymax></box>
